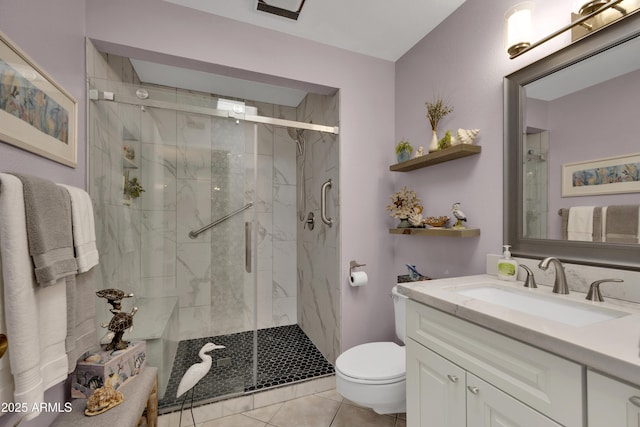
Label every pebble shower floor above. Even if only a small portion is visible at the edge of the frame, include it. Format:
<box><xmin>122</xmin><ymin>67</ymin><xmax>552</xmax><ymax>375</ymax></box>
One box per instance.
<box><xmin>158</xmin><ymin>324</ymin><xmax>335</xmax><ymax>412</ymax></box>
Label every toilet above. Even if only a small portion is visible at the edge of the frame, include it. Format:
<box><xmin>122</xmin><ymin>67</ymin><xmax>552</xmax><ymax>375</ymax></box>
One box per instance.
<box><xmin>335</xmin><ymin>286</ymin><xmax>408</xmax><ymax>414</ymax></box>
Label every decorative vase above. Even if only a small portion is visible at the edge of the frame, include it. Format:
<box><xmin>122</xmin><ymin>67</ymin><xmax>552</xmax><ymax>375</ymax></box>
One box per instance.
<box><xmin>428</xmin><ymin>130</ymin><xmax>439</xmax><ymax>153</ymax></box>
<box><xmin>397</xmin><ymin>149</ymin><xmax>411</xmax><ymax>163</ymax></box>
<box><xmin>397</xmin><ymin>218</ymin><xmax>411</xmax><ymax>228</ymax></box>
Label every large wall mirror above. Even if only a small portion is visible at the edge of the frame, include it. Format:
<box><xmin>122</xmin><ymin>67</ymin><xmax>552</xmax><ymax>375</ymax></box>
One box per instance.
<box><xmin>504</xmin><ymin>10</ymin><xmax>640</xmax><ymax>271</ymax></box>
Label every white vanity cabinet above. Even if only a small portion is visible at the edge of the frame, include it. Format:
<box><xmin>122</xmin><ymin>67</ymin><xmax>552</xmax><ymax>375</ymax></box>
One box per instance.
<box><xmin>407</xmin><ymin>340</ymin><xmax>561</xmax><ymax>427</ymax></box>
<box><xmin>588</xmin><ymin>370</ymin><xmax>640</xmax><ymax>426</ymax></box>
<box><xmin>406</xmin><ymin>339</ymin><xmax>466</xmax><ymax>426</ymax></box>
<box><xmin>406</xmin><ymin>300</ymin><xmax>584</xmax><ymax>427</ymax></box>
<box><xmin>466</xmin><ymin>373</ymin><xmax>562</xmax><ymax>427</ymax></box>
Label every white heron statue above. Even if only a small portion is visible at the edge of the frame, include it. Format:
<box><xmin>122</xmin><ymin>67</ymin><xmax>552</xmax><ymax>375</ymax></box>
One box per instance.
<box><xmin>451</xmin><ymin>202</ymin><xmax>467</xmax><ymax>229</ymax></box>
<box><xmin>176</xmin><ymin>342</ymin><xmax>225</xmax><ymax>426</ymax></box>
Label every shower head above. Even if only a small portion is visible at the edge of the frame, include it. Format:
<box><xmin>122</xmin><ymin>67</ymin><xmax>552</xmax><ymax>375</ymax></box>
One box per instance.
<box><xmin>287</xmin><ymin>126</ymin><xmax>298</xmax><ymax>141</ymax></box>
<box><xmin>286</xmin><ymin>127</ymin><xmax>305</xmax><ymax>155</ymax></box>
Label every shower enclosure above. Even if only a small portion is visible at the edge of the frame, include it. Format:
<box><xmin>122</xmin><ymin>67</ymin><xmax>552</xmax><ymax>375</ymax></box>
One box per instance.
<box><xmin>524</xmin><ymin>130</ymin><xmax>549</xmax><ymax>239</ymax></box>
<box><xmin>87</xmin><ymin>56</ymin><xmax>340</xmax><ymax>412</ymax></box>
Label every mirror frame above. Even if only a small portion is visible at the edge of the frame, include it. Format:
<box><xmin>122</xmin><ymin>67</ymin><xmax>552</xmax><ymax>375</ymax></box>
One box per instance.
<box><xmin>504</xmin><ymin>10</ymin><xmax>640</xmax><ymax>271</ymax></box>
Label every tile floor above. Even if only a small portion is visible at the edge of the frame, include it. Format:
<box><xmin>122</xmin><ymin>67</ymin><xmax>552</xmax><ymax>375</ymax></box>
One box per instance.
<box><xmin>160</xmin><ymin>388</ymin><xmax>406</xmax><ymax>427</ymax></box>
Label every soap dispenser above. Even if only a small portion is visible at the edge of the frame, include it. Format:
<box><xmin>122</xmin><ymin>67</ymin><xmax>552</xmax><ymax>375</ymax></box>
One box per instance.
<box><xmin>497</xmin><ymin>245</ymin><xmax>518</xmax><ymax>281</ymax></box>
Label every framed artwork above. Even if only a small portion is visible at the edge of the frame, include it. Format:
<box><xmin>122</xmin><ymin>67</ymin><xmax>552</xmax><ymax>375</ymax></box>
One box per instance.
<box><xmin>562</xmin><ymin>152</ymin><xmax>640</xmax><ymax>197</ymax></box>
<box><xmin>0</xmin><ymin>31</ymin><xmax>77</xmax><ymax>167</ymax></box>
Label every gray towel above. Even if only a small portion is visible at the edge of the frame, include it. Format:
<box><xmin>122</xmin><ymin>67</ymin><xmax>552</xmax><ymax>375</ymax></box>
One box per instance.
<box><xmin>561</xmin><ymin>208</ymin><xmax>569</xmax><ymax>240</ymax></box>
<box><xmin>593</xmin><ymin>207</ymin><xmax>603</xmax><ymax>242</ymax></box>
<box><xmin>13</xmin><ymin>174</ymin><xmax>78</xmax><ymax>286</ymax></box>
<box><xmin>606</xmin><ymin>205</ymin><xmax>640</xmax><ymax>243</ymax></box>
<box><xmin>66</xmin><ymin>269</ymin><xmax>98</xmax><ymax>373</ymax></box>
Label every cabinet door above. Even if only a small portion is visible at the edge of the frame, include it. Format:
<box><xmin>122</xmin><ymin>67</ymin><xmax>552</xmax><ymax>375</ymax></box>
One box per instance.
<box><xmin>466</xmin><ymin>374</ymin><xmax>561</xmax><ymax>427</ymax></box>
<box><xmin>406</xmin><ymin>338</ymin><xmax>466</xmax><ymax>427</ymax></box>
<box><xmin>407</xmin><ymin>300</ymin><xmax>583</xmax><ymax>426</ymax></box>
<box><xmin>588</xmin><ymin>370</ymin><xmax>640</xmax><ymax>427</ymax></box>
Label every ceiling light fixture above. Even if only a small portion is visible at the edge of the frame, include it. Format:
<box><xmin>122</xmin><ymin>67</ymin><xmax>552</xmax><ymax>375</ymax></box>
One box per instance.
<box><xmin>505</xmin><ymin>0</ymin><xmax>634</xmax><ymax>59</ymax></box>
<box><xmin>256</xmin><ymin>0</ymin><xmax>306</xmax><ymax>20</ymax></box>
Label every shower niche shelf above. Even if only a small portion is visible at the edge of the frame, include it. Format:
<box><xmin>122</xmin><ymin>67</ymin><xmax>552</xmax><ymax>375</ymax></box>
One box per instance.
<box><xmin>123</xmin><ymin>156</ymin><xmax>138</xmax><ymax>169</ymax></box>
<box><xmin>389</xmin><ymin>227</ymin><xmax>480</xmax><ymax>237</ymax></box>
<box><xmin>389</xmin><ymin>144</ymin><xmax>481</xmax><ymax>172</ymax></box>
<box><xmin>122</xmin><ymin>146</ymin><xmax>139</xmax><ymax>206</ymax></box>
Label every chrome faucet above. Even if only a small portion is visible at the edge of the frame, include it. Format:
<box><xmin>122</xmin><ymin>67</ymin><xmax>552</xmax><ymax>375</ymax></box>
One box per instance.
<box><xmin>538</xmin><ymin>257</ymin><xmax>569</xmax><ymax>294</ymax></box>
<box><xmin>586</xmin><ymin>278</ymin><xmax>624</xmax><ymax>302</ymax></box>
<box><xmin>519</xmin><ymin>265</ymin><xmax>537</xmax><ymax>288</ymax></box>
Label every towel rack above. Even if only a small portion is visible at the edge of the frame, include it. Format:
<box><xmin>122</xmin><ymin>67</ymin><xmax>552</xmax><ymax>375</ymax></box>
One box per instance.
<box><xmin>189</xmin><ymin>202</ymin><xmax>253</xmax><ymax>239</ymax></box>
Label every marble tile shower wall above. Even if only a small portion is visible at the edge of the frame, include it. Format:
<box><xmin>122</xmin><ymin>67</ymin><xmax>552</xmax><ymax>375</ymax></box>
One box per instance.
<box><xmin>296</xmin><ymin>93</ymin><xmax>340</xmax><ymax>364</ymax></box>
<box><xmin>87</xmin><ymin>42</ymin><xmax>298</xmax><ymax>339</ymax></box>
<box><xmin>249</xmin><ymin>101</ymin><xmax>299</xmax><ymax>331</ymax></box>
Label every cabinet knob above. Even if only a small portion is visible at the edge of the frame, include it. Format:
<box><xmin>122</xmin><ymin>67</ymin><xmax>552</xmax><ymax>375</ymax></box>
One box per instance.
<box><xmin>447</xmin><ymin>374</ymin><xmax>458</xmax><ymax>383</ymax></box>
<box><xmin>467</xmin><ymin>386</ymin><xmax>480</xmax><ymax>395</ymax></box>
<box><xmin>629</xmin><ymin>396</ymin><xmax>640</xmax><ymax>408</ymax></box>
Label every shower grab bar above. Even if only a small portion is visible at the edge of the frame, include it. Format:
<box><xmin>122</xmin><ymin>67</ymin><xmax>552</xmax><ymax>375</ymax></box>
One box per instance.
<box><xmin>189</xmin><ymin>202</ymin><xmax>253</xmax><ymax>239</ymax></box>
<box><xmin>245</xmin><ymin>222</ymin><xmax>252</xmax><ymax>273</ymax></box>
<box><xmin>321</xmin><ymin>179</ymin><xmax>333</xmax><ymax>227</ymax></box>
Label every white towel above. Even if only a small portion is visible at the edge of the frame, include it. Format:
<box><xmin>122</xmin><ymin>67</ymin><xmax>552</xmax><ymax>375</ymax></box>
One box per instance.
<box><xmin>0</xmin><ymin>260</ymin><xmax>15</xmax><ymax>418</ymax></box>
<box><xmin>0</xmin><ymin>174</ymin><xmax>68</xmax><ymax>421</ymax></box>
<box><xmin>58</xmin><ymin>184</ymin><xmax>99</xmax><ymax>272</ymax></box>
<box><xmin>567</xmin><ymin>206</ymin><xmax>595</xmax><ymax>241</ymax></box>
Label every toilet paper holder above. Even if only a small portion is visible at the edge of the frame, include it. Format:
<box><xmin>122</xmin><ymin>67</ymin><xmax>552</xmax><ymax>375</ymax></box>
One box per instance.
<box><xmin>349</xmin><ymin>260</ymin><xmax>366</xmax><ymax>273</ymax></box>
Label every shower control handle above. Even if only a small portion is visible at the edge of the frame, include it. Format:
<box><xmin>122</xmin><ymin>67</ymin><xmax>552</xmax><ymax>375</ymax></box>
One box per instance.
<box><xmin>305</xmin><ymin>212</ymin><xmax>315</xmax><ymax>230</ymax></box>
<box><xmin>321</xmin><ymin>179</ymin><xmax>333</xmax><ymax>227</ymax></box>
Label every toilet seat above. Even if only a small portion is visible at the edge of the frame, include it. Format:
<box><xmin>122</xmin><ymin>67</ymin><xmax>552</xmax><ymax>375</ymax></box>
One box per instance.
<box><xmin>335</xmin><ymin>342</ymin><xmax>405</xmax><ymax>384</ymax></box>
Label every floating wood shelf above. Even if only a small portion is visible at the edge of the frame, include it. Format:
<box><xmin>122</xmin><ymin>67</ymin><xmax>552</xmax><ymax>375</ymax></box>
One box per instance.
<box><xmin>390</xmin><ymin>144</ymin><xmax>481</xmax><ymax>172</ymax></box>
<box><xmin>389</xmin><ymin>227</ymin><xmax>481</xmax><ymax>237</ymax></box>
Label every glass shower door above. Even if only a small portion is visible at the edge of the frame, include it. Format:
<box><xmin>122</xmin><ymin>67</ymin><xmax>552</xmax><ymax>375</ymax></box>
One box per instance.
<box><xmin>88</xmin><ymin>78</ymin><xmax>258</xmax><ymax>409</ymax></box>
<box><xmin>162</xmin><ymin>115</ymin><xmax>259</xmax><ymax>407</ymax></box>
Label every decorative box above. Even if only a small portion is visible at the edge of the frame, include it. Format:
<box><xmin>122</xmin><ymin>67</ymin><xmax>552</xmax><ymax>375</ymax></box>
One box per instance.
<box><xmin>71</xmin><ymin>340</ymin><xmax>146</xmax><ymax>398</ymax></box>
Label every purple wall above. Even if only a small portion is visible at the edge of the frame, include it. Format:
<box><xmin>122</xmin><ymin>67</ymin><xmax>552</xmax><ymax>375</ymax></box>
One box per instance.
<box><xmin>394</xmin><ymin>0</ymin><xmax>573</xmax><ymax>278</ymax></box>
<box><xmin>0</xmin><ymin>2</ymin><xmax>85</xmax><ymax>426</ymax></box>
<box><xmin>0</xmin><ymin>0</ymin><xmax>86</xmax><ymax>188</ymax></box>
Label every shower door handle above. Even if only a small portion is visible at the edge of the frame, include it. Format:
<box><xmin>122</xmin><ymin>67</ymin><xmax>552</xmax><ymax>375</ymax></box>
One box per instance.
<box><xmin>245</xmin><ymin>221</ymin><xmax>251</xmax><ymax>273</ymax></box>
<box><xmin>321</xmin><ymin>179</ymin><xmax>333</xmax><ymax>227</ymax></box>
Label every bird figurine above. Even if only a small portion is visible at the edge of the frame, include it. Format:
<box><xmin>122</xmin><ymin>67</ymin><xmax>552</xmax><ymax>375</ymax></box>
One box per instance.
<box><xmin>177</xmin><ymin>342</ymin><xmax>226</xmax><ymax>398</ymax></box>
<box><xmin>451</xmin><ymin>202</ymin><xmax>467</xmax><ymax>229</ymax></box>
<box><xmin>176</xmin><ymin>342</ymin><xmax>225</xmax><ymax>426</ymax></box>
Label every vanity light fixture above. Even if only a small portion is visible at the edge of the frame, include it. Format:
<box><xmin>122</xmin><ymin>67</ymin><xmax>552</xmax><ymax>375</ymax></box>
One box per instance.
<box><xmin>504</xmin><ymin>2</ymin><xmax>534</xmax><ymax>58</ymax></box>
<box><xmin>256</xmin><ymin>0</ymin><xmax>306</xmax><ymax>20</ymax></box>
<box><xmin>505</xmin><ymin>0</ymin><xmax>633</xmax><ymax>59</ymax></box>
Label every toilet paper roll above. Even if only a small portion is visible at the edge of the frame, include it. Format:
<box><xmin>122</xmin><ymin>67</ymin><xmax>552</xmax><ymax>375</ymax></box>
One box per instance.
<box><xmin>349</xmin><ymin>271</ymin><xmax>368</xmax><ymax>287</ymax></box>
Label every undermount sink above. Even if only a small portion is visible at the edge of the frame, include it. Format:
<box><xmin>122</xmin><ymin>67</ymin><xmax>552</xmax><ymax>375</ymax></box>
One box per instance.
<box><xmin>456</xmin><ymin>285</ymin><xmax>629</xmax><ymax>327</ymax></box>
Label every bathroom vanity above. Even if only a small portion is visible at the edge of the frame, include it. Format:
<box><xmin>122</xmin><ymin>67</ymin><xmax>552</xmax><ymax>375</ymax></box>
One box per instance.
<box><xmin>399</xmin><ymin>275</ymin><xmax>640</xmax><ymax>427</ymax></box>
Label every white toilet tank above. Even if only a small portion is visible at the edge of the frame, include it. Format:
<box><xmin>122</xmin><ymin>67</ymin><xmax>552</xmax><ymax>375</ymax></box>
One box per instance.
<box><xmin>391</xmin><ymin>286</ymin><xmax>408</xmax><ymax>343</ymax></box>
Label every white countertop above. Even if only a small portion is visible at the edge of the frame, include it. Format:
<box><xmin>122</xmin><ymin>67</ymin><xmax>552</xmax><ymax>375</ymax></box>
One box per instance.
<box><xmin>398</xmin><ymin>274</ymin><xmax>640</xmax><ymax>386</ymax></box>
